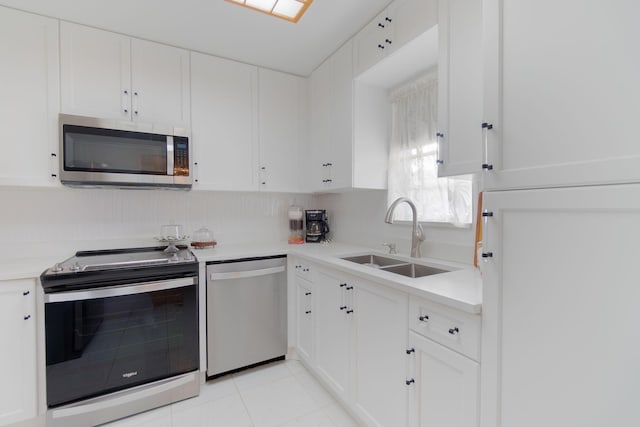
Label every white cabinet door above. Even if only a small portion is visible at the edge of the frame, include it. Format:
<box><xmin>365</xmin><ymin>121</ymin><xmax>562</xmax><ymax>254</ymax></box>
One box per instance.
<box><xmin>0</xmin><ymin>280</ymin><xmax>36</xmax><ymax>426</ymax></box>
<box><xmin>0</xmin><ymin>7</ymin><xmax>59</xmax><ymax>187</ymax></box>
<box><xmin>313</xmin><ymin>270</ymin><xmax>351</xmax><ymax>400</ymax></box>
<box><xmin>390</xmin><ymin>0</ymin><xmax>438</xmax><ymax>51</ymax></box>
<box><xmin>437</xmin><ymin>0</ymin><xmax>483</xmax><ymax>176</ymax></box>
<box><xmin>409</xmin><ymin>331</ymin><xmax>479</xmax><ymax>427</ymax></box>
<box><xmin>353</xmin><ymin>10</ymin><xmax>391</xmax><ymax>76</ymax></box>
<box><xmin>131</xmin><ymin>39</ymin><xmax>190</xmax><ymax>127</ymax></box>
<box><xmin>295</xmin><ymin>276</ymin><xmax>314</xmax><ymax>363</ymax></box>
<box><xmin>482</xmin><ymin>0</ymin><xmax>640</xmax><ymax>190</ymax></box>
<box><xmin>352</xmin><ymin>280</ymin><xmax>409</xmax><ymax>427</ymax></box>
<box><xmin>327</xmin><ymin>40</ymin><xmax>354</xmax><ymax>190</ymax></box>
<box><xmin>481</xmin><ymin>185</ymin><xmax>640</xmax><ymax>427</ymax></box>
<box><xmin>309</xmin><ymin>59</ymin><xmax>332</xmax><ymax>192</ymax></box>
<box><xmin>60</xmin><ymin>22</ymin><xmax>130</xmax><ymax>121</ymax></box>
<box><xmin>258</xmin><ymin>69</ymin><xmax>306</xmax><ymax>192</ymax></box>
<box><xmin>191</xmin><ymin>52</ymin><xmax>258</xmax><ymax>191</ymax></box>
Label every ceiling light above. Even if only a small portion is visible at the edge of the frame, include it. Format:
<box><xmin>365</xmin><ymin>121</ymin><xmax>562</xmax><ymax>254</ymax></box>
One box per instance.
<box><xmin>226</xmin><ymin>0</ymin><xmax>313</xmax><ymax>23</ymax></box>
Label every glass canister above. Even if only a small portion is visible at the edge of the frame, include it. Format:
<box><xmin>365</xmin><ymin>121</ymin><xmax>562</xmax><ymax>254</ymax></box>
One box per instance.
<box><xmin>288</xmin><ymin>205</ymin><xmax>304</xmax><ymax>244</ymax></box>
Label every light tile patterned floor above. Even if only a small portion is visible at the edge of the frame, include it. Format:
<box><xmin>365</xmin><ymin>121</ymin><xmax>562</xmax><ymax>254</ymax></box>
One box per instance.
<box><xmin>102</xmin><ymin>359</ymin><xmax>362</xmax><ymax>427</ymax></box>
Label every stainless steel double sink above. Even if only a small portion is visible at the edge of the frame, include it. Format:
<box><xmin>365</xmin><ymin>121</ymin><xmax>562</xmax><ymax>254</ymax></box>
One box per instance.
<box><xmin>340</xmin><ymin>254</ymin><xmax>450</xmax><ymax>278</ymax></box>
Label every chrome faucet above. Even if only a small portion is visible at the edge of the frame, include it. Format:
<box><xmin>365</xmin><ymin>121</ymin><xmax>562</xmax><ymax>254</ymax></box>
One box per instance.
<box><xmin>384</xmin><ymin>197</ymin><xmax>425</xmax><ymax>258</ymax></box>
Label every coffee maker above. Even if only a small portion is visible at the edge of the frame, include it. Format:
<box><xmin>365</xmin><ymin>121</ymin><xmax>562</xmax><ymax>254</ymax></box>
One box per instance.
<box><xmin>305</xmin><ymin>210</ymin><xmax>329</xmax><ymax>243</ymax></box>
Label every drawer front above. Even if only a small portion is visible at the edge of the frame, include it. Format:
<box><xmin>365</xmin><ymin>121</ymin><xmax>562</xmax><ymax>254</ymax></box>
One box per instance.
<box><xmin>409</xmin><ymin>297</ymin><xmax>481</xmax><ymax>361</ymax></box>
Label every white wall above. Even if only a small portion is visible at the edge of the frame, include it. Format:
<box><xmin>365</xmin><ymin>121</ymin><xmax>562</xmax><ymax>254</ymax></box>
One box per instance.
<box><xmin>0</xmin><ymin>186</ymin><xmax>312</xmax><ymax>260</ymax></box>
<box><xmin>316</xmin><ymin>188</ymin><xmax>477</xmax><ymax>264</ymax></box>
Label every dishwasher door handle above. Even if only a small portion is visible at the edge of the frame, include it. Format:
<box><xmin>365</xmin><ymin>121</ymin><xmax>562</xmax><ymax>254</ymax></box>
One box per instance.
<box><xmin>209</xmin><ymin>265</ymin><xmax>285</xmax><ymax>281</ymax></box>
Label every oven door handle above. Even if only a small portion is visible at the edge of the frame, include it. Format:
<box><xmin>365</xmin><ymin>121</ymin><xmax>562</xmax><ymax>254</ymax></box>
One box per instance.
<box><xmin>209</xmin><ymin>266</ymin><xmax>285</xmax><ymax>281</ymax></box>
<box><xmin>44</xmin><ymin>277</ymin><xmax>196</xmax><ymax>303</ymax></box>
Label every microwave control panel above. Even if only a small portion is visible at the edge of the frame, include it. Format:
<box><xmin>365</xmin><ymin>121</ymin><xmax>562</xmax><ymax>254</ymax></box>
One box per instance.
<box><xmin>174</xmin><ymin>137</ymin><xmax>190</xmax><ymax>176</ymax></box>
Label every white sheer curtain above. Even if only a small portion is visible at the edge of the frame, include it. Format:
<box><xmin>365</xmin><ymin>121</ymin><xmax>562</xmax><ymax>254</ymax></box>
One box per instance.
<box><xmin>387</xmin><ymin>74</ymin><xmax>472</xmax><ymax>226</ymax></box>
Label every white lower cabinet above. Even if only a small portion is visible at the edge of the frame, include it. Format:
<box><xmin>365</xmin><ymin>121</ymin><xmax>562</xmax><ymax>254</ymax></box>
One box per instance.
<box><xmin>308</xmin><ymin>268</ymin><xmax>409</xmax><ymax>427</ymax></box>
<box><xmin>408</xmin><ymin>331</ymin><xmax>479</xmax><ymax>427</ymax></box>
<box><xmin>0</xmin><ymin>280</ymin><xmax>37</xmax><ymax>426</ymax></box>
<box><xmin>313</xmin><ymin>270</ymin><xmax>351</xmax><ymax>400</ymax></box>
<box><xmin>351</xmin><ymin>278</ymin><xmax>409</xmax><ymax>427</ymax></box>
<box><xmin>295</xmin><ymin>275</ymin><xmax>314</xmax><ymax>364</ymax></box>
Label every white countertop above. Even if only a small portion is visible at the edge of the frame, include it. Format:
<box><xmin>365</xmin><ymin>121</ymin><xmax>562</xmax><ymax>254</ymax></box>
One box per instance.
<box><xmin>1</xmin><ymin>240</ymin><xmax>482</xmax><ymax>314</ymax></box>
<box><xmin>194</xmin><ymin>241</ymin><xmax>482</xmax><ymax>314</ymax></box>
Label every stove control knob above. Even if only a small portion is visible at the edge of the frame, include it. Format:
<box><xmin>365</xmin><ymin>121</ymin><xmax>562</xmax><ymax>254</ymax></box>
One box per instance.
<box><xmin>51</xmin><ymin>263</ymin><xmax>63</xmax><ymax>273</ymax></box>
<box><xmin>70</xmin><ymin>262</ymin><xmax>81</xmax><ymax>272</ymax></box>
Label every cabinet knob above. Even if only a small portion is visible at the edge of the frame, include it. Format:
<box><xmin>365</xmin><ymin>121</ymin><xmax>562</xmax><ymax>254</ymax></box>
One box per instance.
<box><xmin>481</xmin><ymin>122</ymin><xmax>494</xmax><ymax>130</ymax></box>
<box><xmin>378</xmin><ymin>23</ymin><xmax>385</xmax><ymax>28</ymax></box>
<box><xmin>305</xmin><ymin>292</ymin><xmax>312</xmax><ymax>296</ymax></box>
<box><xmin>339</xmin><ymin>283</ymin><xmax>347</xmax><ymax>288</ymax></box>
<box><xmin>419</xmin><ymin>315</ymin><xmax>429</xmax><ymax>322</ymax></box>
<box><xmin>340</xmin><ymin>306</ymin><xmax>347</xmax><ymax>310</ymax></box>
<box><xmin>345</xmin><ymin>286</ymin><xmax>353</xmax><ymax>290</ymax></box>
<box><xmin>124</xmin><ymin>90</ymin><xmax>128</xmax><ymax>95</ymax></box>
<box><xmin>385</xmin><ymin>17</ymin><xmax>392</xmax><ymax>22</ymax></box>
<box><xmin>326</xmin><ymin>179</ymin><xmax>332</xmax><ymax>183</ymax></box>
<box><xmin>406</xmin><ymin>348</ymin><xmax>415</xmax><ymax>355</ymax></box>
<box><xmin>134</xmin><ymin>91</ymin><xmax>138</xmax><ymax>96</ymax></box>
<box><xmin>481</xmin><ymin>252</ymin><xmax>494</xmax><ymax>259</ymax></box>
<box><xmin>449</xmin><ymin>327</ymin><xmax>460</xmax><ymax>335</ymax></box>
<box><xmin>124</xmin><ymin>109</ymin><xmax>128</xmax><ymax>113</ymax></box>
<box><xmin>377</xmin><ymin>44</ymin><xmax>385</xmax><ymax>50</ymax></box>
<box><xmin>482</xmin><ymin>211</ymin><xmax>494</xmax><ymax>218</ymax></box>
<box><xmin>346</xmin><ymin>309</ymin><xmax>354</xmax><ymax>314</ymax></box>
<box><xmin>406</xmin><ymin>378</ymin><xmax>415</xmax><ymax>386</ymax></box>
<box><xmin>261</xmin><ymin>181</ymin><xmax>266</xmax><ymax>185</ymax></box>
<box><xmin>436</xmin><ymin>159</ymin><xmax>444</xmax><ymax>165</ymax></box>
<box><xmin>51</xmin><ymin>153</ymin><xmax>57</xmax><ymax>157</ymax></box>
<box><xmin>326</xmin><ymin>162</ymin><xmax>332</xmax><ymax>166</ymax></box>
<box><xmin>24</xmin><ymin>315</ymin><xmax>31</xmax><ymax>320</ymax></box>
<box><xmin>23</xmin><ymin>291</ymin><xmax>30</xmax><ymax>296</ymax></box>
<box><xmin>261</xmin><ymin>166</ymin><xmax>266</xmax><ymax>170</ymax></box>
<box><xmin>134</xmin><ymin>110</ymin><xmax>139</xmax><ymax>115</ymax></box>
<box><xmin>385</xmin><ymin>39</ymin><xmax>392</xmax><ymax>44</ymax></box>
<box><xmin>481</xmin><ymin>163</ymin><xmax>494</xmax><ymax>171</ymax></box>
<box><xmin>305</xmin><ymin>310</ymin><xmax>312</xmax><ymax>314</ymax></box>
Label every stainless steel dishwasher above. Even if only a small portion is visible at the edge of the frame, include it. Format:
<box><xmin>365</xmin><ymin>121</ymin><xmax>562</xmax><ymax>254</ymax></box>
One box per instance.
<box><xmin>206</xmin><ymin>255</ymin><xmax>287</xmax><ymax>378</ymax></box>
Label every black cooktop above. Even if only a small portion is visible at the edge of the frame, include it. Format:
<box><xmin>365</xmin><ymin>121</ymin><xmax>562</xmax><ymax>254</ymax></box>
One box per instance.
<box><xmin>41</xmin><ymin>246</ymin><xmax>198</xmax><ymax>293</ymax></box>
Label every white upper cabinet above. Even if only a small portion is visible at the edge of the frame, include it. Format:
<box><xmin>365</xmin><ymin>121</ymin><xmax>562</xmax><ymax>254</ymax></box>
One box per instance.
<box><xmin>61</xmin><ymin>22</ymin><xmax>190</xmax><ymax>127</ymax></box>
<box><xmin>309</xmin><ymin>41</ymin><xmax>354</xmax><ymax>191</ymax></box>
<box><xmin>0</xmin><ymin>7</ymin><xmax>59</xmax><ymax>187</ymax></box>
<box><xmin>437</xmin><ymin>0</ymin><xmax>483</xmax><ymax>177</ymax></box>
<box><xmin>190</xmin><ymin>52</ymin><xmax>258</xmax><ymax>191</ymax></box>
<box><xmin>482</xmin><ymin>0</ymin><xmax>640</xmax><ymax>190</ymax></box>
<box><xmin>130</xmin><ymin>39</ymin><xmax>190</xmax><ymax>126</ymax></box>
<box><xmin>258</xmin><ymin>69</ymin><xmax>307</xmax><ymax>193</ymax></box>
<box><xmin>354</xmin><ymin>0</ymin><xmax>437</xmax><ymax>76</ymax></box>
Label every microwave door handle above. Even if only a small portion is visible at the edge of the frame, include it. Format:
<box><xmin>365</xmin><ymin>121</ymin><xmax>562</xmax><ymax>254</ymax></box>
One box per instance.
<box><xmin>167</xmin><ymin>136</ymin><xmax>174</xmax><ymax>176</ymax></box>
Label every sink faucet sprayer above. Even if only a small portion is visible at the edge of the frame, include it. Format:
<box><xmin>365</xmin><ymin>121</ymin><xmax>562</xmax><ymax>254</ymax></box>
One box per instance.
<box><xmin>384</xmin><ymin>197</ymin><xmax>425</xmax><ymax>258</ymax></box>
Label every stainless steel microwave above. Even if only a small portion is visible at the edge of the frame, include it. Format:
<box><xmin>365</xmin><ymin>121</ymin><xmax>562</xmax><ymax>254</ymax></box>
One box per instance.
<box><xmin>59</xmin><ymin>114</ymin><xmax>192</xmax><ymax>189</ymax></box>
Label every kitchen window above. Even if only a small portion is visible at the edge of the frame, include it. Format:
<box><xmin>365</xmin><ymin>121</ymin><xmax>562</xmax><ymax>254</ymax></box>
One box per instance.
<box><xmin>387</xmin><ymin>74</ymin><xmax>472</xmax><ymax>225</ymax></box>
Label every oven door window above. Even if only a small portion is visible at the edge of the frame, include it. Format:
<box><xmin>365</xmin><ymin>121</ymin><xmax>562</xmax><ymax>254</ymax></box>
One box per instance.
<box><xmin>63</xmin><ymin>125</ymin><xmax>169</xmax><ymax>175</ymax></box>
<box><xmin>45</xmin><ymin>285</ymin><xmax>198</xmax><ymax>408</ymax></box>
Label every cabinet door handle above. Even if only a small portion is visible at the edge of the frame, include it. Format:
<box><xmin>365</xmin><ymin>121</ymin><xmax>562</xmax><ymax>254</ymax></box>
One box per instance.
<box><xmin>24</xmin><ymin>315</ymin><xmax>31</xmax><ymax>320</ymax></box>
<box><xmin>377</xmin><ymin>44</ymin><xmax>385</xmax><ymax>50</ymax></box>
<box><xmin>340</xmin><ymin>306</ymin><xmax>347</xmax><ymax>310</ymax></box>
<box><xmin>346</xmin><ymin>309</ymin><xmax>353</xmax><ymax>314</ymax></box>
<box><xmin>305</xmin><ymin>311</ymin><xmax>312</xmax><ymax>314</ymax></box>
<box><xmin>305</xmin><ymin>292</ymin><xmax>312</xmax><ymax>296</ymax></box>
<box><xmin>436</xmin><ymin>132</ymin><xmax>445</xmax><ymax>165</ymax></box>
<box><xmin>419</xmin><ymin>315</ymin><xmax>429</xmax><ymax>322</ymax></box>
<box><xmin>385</xmin><ymin>38</ymin><xmax>392</xmax><ymax>44</ymax></box>
<box><xmin>345</xmin><ymin>286</ymin><xmax>353</xmax><ymax>291</ymax></box>
<box><xmin>339</xmin><ymin>283</ymin><xmax>347</xmax><ymax>288</ymax></box>
<box><xmin>406</xmin><ymin>378</ymin><xmax>415</xmax><ymax>386</ymax></box>
<box><xmin>448</xmin><ymin>327</ymin><xmax>460</xmax><ymax>335</ymax></box>
<box><xmin>23</xmin><ymin>291</ymin><xmax>30</xmax><ymax>296</ymax></box>
<box><xmin>406</xmin><ymin>348</ymin><xmax>415</xmax><ymax>355</ymax></box>
<box><xmin>50</xmin><ymin>152</ymin><xmax>58</xmax><ymax>178</ymax></box>
<box><xmin>378</xmin><ymin>23</ymin><xmax>385</xmax><ymax>28</ymax></box>
<box><xmin>481</xmin><ymin>122</ymin><xmax>494</xmax><ymax>171</ymax></box>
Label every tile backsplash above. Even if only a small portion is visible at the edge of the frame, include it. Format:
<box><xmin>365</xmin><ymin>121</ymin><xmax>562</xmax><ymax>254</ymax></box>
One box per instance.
<box><xmin>0</xmin><ymin>187</ymin><xmax>312</xmax><ymax>259</ymax></box>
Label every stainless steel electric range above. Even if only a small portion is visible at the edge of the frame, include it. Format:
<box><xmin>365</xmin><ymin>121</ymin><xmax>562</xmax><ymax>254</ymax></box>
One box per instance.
<box><xmin>40</xmin><ymin>246</ymin><xmax>200</xmax><ymax>427</ymax></box>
